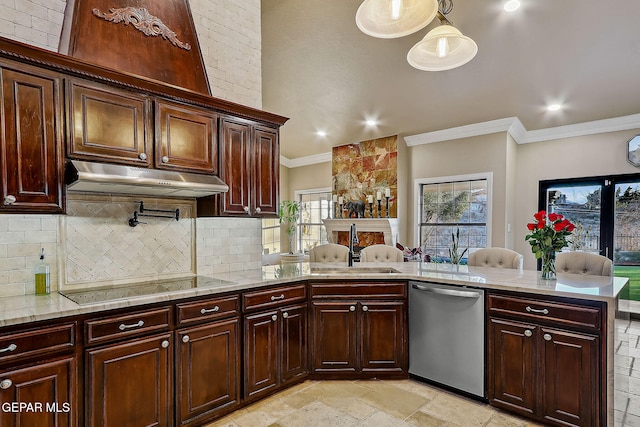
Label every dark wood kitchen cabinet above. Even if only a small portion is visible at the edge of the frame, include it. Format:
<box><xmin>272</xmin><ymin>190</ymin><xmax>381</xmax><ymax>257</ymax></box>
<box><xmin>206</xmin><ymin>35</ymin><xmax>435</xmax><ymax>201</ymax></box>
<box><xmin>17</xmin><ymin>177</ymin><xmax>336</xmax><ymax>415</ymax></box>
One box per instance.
<box><xmin>66</xmin><ymin>79</ymin><xmax>152</xmax><ymax>166</ymax></box>
<box><xmin>309</xmin><ymin>281</ymin><xmax>407</xmax><ymax>378</ymax></box>
<box><xmin>0</xmin><ymin>62</ymin><xmax>64</xmax><ymax>213</ymax></box>
<box><xmin>487</xmin><ymin>292</ymin><xmax>603</xmax><ymax>427</ymax></box>
<box><xmin>175</xmin><ymin>295</ymin><xmax>241</xmax><ymax>426</ymax></box>
<box><xmin>242</xmin><ymin>284</ymin><xmax>307</xmax><ymax>401</ymax></box>
<box><xmin>85</xmin><ymin>333</ymin><xmax>172</xmax><ymax>427</ymax></box>
<box><xmin>217</xmin><ymin>117</ymin><xmax>279</xmax><ymax>217</ymax></box>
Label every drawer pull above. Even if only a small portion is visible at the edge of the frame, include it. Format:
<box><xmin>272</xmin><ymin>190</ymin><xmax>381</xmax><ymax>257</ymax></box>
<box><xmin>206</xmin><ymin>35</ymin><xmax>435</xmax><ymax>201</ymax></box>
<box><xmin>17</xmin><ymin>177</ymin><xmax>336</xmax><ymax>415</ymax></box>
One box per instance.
<box><xmin>525</xmin><ymin>306</ymin><xmax>549</xmax><ymax>315</ymax></box>
<box><xmin>0</xmin><ymin>379</ymin><xmax>12</xmax><ymax>389</ymax></box>
<box><xmin>543</xmin><ymin>333</ymin><xmax>552</xmax><ymax>341</ymax></box>
<box><xmin>0</xmin><ymin>344</ymin><xmax>17</xmax><ymax>353</ymax></box>
<box><xmin>270</xmin><ymin>294</ymin><xmax>285</xmax><ymax>301</ymax></box>
<box><xmin>182</xmin><ymin>335</ymin><xmax>190</xmax><ymax>343</ymax></box>
<box><xmin>161</xmin><ymin>340</ymin><xmax>170</xmax><ymax>348</ymax></box>
<box><xmin>524</xmin><ymin>329</ymin><xmax>532</xmax><ymax>337</ymax></box>
<box><xmin>119</xmin><ymin>320</ymin><xmax>145</xmax><ymax>331</ymax></box>
<box><xmin>271</xmin><ymin>314</ymin><xmax>278</xmax><ymax>321</ymax></box>
<box><xmin>200</xmin><ymin>306</ymin><xmax>220</xmax><ymax>315</ymax></box>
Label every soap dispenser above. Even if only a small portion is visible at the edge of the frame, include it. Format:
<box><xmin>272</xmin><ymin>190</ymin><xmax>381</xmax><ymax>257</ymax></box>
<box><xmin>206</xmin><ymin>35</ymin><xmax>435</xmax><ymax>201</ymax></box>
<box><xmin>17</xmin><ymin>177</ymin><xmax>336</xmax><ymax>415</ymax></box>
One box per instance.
<box><xmin>35</xmin><ymin>248</ymin><xmax>50</xmax><ymax>295</ymax></box>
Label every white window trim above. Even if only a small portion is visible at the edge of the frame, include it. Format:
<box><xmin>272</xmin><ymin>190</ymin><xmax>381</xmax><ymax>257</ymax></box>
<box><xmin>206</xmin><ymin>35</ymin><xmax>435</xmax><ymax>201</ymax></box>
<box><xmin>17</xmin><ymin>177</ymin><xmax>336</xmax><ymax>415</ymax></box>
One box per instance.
<box><xmin>413</xmin><ymin>172</ymin><xmax>493</xmax><ymax>249</ymax></box>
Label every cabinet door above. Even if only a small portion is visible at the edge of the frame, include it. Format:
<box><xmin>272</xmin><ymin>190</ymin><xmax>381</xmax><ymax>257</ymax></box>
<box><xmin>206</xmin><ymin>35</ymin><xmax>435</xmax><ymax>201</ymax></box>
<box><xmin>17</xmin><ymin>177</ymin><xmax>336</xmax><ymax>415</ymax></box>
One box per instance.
<box><xmin>252</xmin><ymin>126</ymin><xmax>279</xmax><ymax>217</ymax></box>
<box><xmin>67</xmin><ymin>79</ymin><xmax>151</xmax><ymax>166</ymax></box>
<box><xmin>243</xmin><ymin>310</ymin><xmax>279</xmax><ymax>399</ymax></box>
<box><xmin>0</xmin><ymin>66</ymin><xmax>63</xmax><ymax>212</ymax></box>
<box><xmin>540</xmin><ymin>327</ymin><xmax>599</xmax><ymax>427</ymax></box>
<box><xmin>155</xmin><ymin>100</ymin><xmax>217</xmax><ymax>174</ymax></box>
<box><xmin>359</xmin><ymin>301</ymin><xmax>406</xmax><ymax>374</ymax></box>
<box><xmin>220</xmin><ymin>119</ymin><xmax>251</xmax><ymax>216</ymax></box>
<box><xmin>311</xmin><ymin>301</ymin><xmax>358</xmax><ymax>374</ymax></box>
<box><xmin>176</xmin><ymin>318</ymin><xmax>240</xmax><ymax>426</ymax></box>
<box><xmin>487</xmin><ymin>317</ymin><xmax>537</xmax><ymax>418</ymax></box>
<box><xmin>280</xmin><ymin>304</ymin><xmax>307</xmax><ymax>384</ymax></box>
<box><xmin>86</xmin><ymin>333</ymin><xmax>172</xmax><ymax>427</ymax></box>
<box><xmin>0</xmin><ymin>356</ymin><xmax>76</xmax><ymax>427</ymax></box>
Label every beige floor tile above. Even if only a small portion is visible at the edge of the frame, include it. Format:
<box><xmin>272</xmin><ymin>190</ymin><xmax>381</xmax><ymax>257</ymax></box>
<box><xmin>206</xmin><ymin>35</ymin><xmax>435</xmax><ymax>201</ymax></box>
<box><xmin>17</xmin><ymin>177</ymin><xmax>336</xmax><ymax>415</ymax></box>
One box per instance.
<box><xmin>279</xmin><ymin>390</ymin><xmax>318</xmax><ymax>409</ymax></box>
<box><xmin>379</xmin><ymin>379</ymin><xmax>441</xmax><ymax>401</ymax></box>
<box><xmin>277</xmin><ymin>400</ymin><xmax>360</xmax><ymax>427</ymax></box>
<box><xmin>484</xmin><ymin>411</ymin><xmax>542</xmax><ymax>427</ymax></box>
<box><xmin>405</xmin><ymin>409</ymin><xmax>448</xmax><ymax>426</ymax></box>
<box><xmin>358</xmin><ymin>410</ymin><xmax>413</xmax><ymax>426</ymax></box>
<box><xmin>357</xmin><ymin>383</ymin><xmax>429</xmax><ymax>419</ymax></box>
<box><xmin>321</xmin><ymin>395</ymin><xmax>377</xmax><ymax>420</ymax></box>
<box><xmin>418</xmin><ymin>391</ymin><xmax>495</xmax><ymax>427</ymax></box>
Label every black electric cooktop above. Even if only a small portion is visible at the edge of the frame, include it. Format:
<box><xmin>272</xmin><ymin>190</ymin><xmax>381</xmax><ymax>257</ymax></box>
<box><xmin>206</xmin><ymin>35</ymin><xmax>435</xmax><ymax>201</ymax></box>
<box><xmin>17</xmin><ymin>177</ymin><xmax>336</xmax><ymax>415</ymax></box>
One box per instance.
<box><xmin>59</xmin><ymin>276</ymin><xmax>236</xmax><ymax>305</ymax></box>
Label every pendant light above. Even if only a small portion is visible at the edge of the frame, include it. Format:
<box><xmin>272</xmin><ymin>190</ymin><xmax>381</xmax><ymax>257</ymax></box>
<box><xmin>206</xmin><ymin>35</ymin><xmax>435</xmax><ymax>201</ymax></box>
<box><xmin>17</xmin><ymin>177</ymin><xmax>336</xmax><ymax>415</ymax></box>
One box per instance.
<box><xmin>356</xmin><ymin>0</ymin><xmax>439</xmax><ymax>39</ymax></box>
<box><xmin>407</xmin><ymin>0</ymin><xmax>477</xmax><ymax>71</ymax></box>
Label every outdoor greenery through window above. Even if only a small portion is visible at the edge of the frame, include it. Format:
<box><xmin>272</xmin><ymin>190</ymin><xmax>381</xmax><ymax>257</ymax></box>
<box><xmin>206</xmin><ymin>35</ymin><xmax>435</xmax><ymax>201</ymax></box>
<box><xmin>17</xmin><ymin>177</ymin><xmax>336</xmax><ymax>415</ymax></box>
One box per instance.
<box><xmin>262</xmin><ymin>218</ymin><xmax>281</xmax><ymax>255</ymax></box>
<box><xmin>419</xmin><ymin>179</ymin><xmax>488</xmax><ymax>263</ymax></box>
<box><xmin>297</xmin><ymin>190</ymin><xmax>332</xmax><ymax>253</ymax></box>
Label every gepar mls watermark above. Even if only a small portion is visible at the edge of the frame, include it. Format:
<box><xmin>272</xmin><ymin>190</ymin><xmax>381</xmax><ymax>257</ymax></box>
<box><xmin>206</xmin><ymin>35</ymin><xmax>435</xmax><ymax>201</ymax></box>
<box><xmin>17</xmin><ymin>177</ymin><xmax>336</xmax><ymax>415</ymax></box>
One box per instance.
<box><xmin>1</xmin><ymin>402</ymin><xmax>71</xmax><ymax>413</ymax></box>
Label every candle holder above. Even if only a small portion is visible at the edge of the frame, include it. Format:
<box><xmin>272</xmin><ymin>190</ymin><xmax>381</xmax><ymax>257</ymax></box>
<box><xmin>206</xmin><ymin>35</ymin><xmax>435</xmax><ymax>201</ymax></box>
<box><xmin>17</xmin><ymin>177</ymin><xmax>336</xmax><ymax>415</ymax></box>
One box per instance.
<box><xmin>377</xmin><ymin>200</ymin><xmax>382</xmax><ymax>218</ymax></box>
<box><xmin>385</xmin><ymin>196</ymin><xmax>390</xmax><ymax>218</ymax></box>
<box><xmin>339</xmin><ymin>203</ymin><xmax>343</xmax><ymax>218</ymax></box>
<box><xmin>368</xmin><ymin>202</ymin><xmax>373</xmax><ymax>218</ymax></box>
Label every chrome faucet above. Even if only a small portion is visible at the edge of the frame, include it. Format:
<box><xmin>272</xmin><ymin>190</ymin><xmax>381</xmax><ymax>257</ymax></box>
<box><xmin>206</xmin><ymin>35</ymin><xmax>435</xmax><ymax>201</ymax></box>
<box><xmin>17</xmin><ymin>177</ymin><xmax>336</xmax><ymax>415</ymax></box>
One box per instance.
<box><xmin>348</xmin><ymin>223</ymin><xmax>358</xmax><ymax>267</ymax></box>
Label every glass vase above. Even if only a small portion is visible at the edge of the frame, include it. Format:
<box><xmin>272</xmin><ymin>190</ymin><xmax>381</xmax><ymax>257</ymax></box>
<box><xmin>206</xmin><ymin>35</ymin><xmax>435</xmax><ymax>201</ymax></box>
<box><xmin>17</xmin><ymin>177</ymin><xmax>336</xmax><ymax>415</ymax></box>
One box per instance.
<box><xmin>540</xmin><ymin>250</ymin><xmax>556</xmax><ymax>280</ymax></box>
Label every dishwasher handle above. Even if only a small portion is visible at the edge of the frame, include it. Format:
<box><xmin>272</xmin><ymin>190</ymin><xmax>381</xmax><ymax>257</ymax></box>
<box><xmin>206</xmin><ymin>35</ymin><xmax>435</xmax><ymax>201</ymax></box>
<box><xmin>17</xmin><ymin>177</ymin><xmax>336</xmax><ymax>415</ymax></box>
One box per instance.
<box><xmin>412</xmin><ymin>283</ymin><xmax>481</xmax><ymax>299</ymax></box>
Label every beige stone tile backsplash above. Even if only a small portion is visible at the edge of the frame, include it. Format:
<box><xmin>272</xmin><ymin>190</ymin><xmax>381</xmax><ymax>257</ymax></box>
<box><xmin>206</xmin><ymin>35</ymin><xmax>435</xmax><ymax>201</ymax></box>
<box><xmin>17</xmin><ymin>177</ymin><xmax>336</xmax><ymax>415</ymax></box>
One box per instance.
<box><xmin>0</xmin><ymin>194</ymin><xmax>263</xmax><ymax>296</ymax></box>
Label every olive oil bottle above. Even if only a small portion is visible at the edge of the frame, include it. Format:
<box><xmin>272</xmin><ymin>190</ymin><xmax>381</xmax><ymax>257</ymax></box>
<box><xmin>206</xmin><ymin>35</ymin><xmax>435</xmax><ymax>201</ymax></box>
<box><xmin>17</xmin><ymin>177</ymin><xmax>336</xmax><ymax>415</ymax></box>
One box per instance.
<box><xmin>35</xmin><ymin>248</ymin><xmax>50</xmax><ymax>295</ymax></box>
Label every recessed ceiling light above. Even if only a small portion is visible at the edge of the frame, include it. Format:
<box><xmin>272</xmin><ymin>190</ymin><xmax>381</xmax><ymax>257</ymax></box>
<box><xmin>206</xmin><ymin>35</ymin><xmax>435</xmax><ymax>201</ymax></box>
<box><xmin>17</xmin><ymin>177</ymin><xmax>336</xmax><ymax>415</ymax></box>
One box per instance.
<box><xmin>316</xmin><ymin>130</ymin><xmax>327</xmax><ymax>137</ymax></box>
<box><xmin>547</xmin><ymin>104</ymin><xmax>562</xmax><ymax>112</ymax></box>
<box><xmin>365</xmin><ymin>119</ymin><xmax>377</xmax><ymax>126</ymax></box>
<box><xmin>503</xmin><ymin>0</ymin><xmax>520</xmax><ymax>12</ymax></box>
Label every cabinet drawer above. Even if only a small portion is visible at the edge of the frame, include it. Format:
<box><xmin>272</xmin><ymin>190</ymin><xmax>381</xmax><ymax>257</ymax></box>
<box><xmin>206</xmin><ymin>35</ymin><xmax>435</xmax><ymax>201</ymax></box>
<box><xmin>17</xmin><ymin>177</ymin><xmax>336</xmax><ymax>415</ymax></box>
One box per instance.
<box><xmin>487</xmin><ymin>294</ymin><xmax>601</xmax><ymax>331</ymax></box>
<box><xmin>176</xmin><ymin>295</ymin><xmax>239</xmax><ymax>326</ymax></box>
<box><xmin>242</xmin><ymin>284</ymin><xmax>306</xmax><ymax>311</ymax></box>
<box><xmin>85</xmin><ymin>307</ymin><xmax>171</xmax><ymax>345</ymax></box>
<box><xmin>0</xmin><ymin>322</ymin><xmax>76</xmax><ymax>363</ymax></box>
<box><xmin>310</xmin><ymin>282</ymin><xmax>407</xmax><ymax>299</ymax></box>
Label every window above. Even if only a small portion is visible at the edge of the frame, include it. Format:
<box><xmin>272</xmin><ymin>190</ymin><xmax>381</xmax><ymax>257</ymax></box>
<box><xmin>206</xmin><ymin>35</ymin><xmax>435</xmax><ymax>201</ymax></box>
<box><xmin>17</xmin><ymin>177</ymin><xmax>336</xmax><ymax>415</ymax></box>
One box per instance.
<box><xmin>416</xmin><ymin>175</ymin><xmax>490</xmax><ymax>262</ymax></box>
<box><xmin>296</xmin><ymin>188</ymin><xmax>332</xmax><ymax>253</ymax></box>
<box><xmin>262</xmin><ymin>218</ymin><xmax>281</xmax><ymax>255</ymax></box>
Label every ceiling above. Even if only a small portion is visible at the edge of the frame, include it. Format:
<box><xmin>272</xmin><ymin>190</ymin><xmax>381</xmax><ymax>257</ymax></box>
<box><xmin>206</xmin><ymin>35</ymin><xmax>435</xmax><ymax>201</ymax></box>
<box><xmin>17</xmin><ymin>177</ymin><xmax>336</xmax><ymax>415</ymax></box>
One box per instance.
<box><xmin>261</xmin><ymin>0</ymin><xmax>640</xmax><ymax>161</ymax></box>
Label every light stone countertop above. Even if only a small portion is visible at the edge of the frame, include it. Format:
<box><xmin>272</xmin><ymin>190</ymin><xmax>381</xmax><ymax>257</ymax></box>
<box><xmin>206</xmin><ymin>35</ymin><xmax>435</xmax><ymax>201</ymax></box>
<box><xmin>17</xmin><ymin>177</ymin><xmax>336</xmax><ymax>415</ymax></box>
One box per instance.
<box><xmin>0</xmin><ymin>262</ymin><xmax>629</xmax><ymax>328</ymax></box>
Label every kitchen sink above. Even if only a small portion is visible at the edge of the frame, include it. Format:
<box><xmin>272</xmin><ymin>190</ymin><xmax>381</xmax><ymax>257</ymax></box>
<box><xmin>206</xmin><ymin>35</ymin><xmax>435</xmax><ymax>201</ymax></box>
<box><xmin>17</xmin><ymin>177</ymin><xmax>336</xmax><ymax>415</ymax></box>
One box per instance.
<box><xmin>309</xmin><ymin>267</ymin><xmax>401</xmax><ymax>275</ymax></box>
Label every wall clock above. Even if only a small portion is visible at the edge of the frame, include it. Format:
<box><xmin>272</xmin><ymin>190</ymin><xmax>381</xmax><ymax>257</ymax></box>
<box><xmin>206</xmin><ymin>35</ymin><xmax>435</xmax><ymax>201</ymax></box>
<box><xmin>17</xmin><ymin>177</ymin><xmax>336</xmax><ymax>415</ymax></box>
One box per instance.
<box><xmin>627</xmin><ymin>135</ymin><xmax>640</xmax><ymax>167</ymax></box>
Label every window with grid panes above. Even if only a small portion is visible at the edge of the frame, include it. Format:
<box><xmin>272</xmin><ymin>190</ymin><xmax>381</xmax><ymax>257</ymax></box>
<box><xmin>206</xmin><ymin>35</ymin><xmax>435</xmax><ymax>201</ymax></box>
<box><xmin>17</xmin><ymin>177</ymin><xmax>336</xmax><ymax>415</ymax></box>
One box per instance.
<box><xmin>419</xmin><ymin>179</ymin><xmax>488</xmax><ymax>263</ymax></box>
<box><xmin>262</xmin><ymin>218</ymin><xmax>281</xmax><ymax>255</ymax></box>
<box><xmin>297</xmin><ymin>190</ymin><xmax>332</xmax><ymax>254</ymax></box>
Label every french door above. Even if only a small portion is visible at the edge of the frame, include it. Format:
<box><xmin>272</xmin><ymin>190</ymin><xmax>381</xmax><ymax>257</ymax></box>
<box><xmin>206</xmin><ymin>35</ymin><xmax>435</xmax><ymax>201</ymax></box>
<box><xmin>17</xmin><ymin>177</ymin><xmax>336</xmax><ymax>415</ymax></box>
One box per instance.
<box><xmin>539</xmin><ymin>174</ymin><xmax>640</xmax><ymax>264</ymax></box>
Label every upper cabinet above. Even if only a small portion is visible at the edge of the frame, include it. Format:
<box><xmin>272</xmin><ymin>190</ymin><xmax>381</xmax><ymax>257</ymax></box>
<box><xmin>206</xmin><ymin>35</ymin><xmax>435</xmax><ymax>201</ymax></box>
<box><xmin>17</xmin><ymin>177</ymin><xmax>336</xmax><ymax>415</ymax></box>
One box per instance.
<box><xmin>0</xmin><ymin>61</ymin><xmax>65</xmax><ymax>213</ymax></box>
<box><xmin>67</xmin><ymin>79</ymin><xmax>152</xmax><ymax>166</ymax></box>
<box><xmin>217</xmin><ymin>117</ymin><xmax>279</xmax><ymax>217</ymax></box>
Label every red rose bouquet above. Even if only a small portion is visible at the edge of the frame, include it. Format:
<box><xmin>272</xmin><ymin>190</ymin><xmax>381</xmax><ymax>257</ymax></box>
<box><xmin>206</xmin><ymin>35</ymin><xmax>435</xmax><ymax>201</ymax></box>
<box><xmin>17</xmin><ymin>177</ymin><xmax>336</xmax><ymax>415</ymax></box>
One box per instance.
<box><xmin>525</xmin><ymin>210</ymin><xmax>575</xmax><ymax>279</ymax></box>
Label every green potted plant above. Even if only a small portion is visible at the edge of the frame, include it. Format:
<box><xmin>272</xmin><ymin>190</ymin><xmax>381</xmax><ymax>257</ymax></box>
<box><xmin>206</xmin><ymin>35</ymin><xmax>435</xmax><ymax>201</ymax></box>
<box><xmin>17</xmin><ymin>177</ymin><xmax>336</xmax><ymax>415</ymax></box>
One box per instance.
<box><xmin>449</xmin><ymin>227</ymin><xmax>468</xmax><ymax>265</ymax></box>
<box><xmin>279</xmin><ymin>200</ymin><xmax>301</xmax><ymax>260</ymax></box>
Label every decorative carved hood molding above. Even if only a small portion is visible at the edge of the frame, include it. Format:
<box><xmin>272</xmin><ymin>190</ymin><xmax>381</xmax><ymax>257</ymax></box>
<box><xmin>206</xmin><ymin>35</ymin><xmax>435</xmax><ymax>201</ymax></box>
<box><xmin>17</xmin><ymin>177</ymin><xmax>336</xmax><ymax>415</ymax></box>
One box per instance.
<box><xmin>60</xmin><ymin>0</ymin><xmax>210</xmax><ymax>94</ymax></box>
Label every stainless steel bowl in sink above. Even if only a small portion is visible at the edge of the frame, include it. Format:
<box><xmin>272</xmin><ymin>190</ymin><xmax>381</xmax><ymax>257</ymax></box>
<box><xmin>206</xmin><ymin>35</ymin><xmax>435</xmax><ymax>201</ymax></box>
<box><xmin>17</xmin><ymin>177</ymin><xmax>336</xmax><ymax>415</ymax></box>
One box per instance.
<box><xmin>309</xmin><ymin>267</ymin><xmax>401</xmax><ymax>275</ymax></box>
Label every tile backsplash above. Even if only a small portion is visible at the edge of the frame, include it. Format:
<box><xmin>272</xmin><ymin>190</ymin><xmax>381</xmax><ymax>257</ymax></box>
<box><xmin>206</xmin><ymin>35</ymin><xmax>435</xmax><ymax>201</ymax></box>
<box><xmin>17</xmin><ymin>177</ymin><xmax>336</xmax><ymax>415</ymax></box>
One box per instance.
<box><xmin>0</xmin><ymin>194</ymin><xmax>263</xmax><ymax>296</ymax></box>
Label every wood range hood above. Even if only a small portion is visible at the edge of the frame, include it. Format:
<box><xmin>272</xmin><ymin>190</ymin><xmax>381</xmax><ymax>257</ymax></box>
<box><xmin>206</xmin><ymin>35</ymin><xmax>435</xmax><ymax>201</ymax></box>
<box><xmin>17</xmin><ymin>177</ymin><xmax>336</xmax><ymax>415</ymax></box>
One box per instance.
<box><xmin>59</xmin><ymin>0</ymin><xmax>211</xmax><ymax>95</ymax></box>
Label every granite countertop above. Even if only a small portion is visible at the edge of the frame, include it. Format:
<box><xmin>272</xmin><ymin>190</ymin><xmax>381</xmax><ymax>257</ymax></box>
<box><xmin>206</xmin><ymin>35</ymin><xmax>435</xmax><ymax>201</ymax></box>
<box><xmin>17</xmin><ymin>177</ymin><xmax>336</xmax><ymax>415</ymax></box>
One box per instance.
<box><xmin>0</xmin><ymin>262</ymin><xmax>629</xmax><ymax>328</ymax></box>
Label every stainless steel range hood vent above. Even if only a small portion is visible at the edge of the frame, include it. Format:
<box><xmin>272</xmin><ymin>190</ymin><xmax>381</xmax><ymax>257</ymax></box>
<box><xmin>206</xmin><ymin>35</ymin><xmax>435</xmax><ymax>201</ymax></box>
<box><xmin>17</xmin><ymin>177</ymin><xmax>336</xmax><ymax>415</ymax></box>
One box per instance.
<box><xmin>66</xmin><ymin>160</ymin><xmax>228</xmax><ymax>198</ymax></box>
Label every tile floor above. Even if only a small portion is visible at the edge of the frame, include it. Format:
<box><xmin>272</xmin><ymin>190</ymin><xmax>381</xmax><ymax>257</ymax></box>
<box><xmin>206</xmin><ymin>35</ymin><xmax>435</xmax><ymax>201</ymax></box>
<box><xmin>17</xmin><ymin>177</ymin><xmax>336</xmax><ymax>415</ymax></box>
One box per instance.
<box><xmin>207</xmin><ymin>318</ymin><xmax>640</xmax><ymax>427</ymax></box>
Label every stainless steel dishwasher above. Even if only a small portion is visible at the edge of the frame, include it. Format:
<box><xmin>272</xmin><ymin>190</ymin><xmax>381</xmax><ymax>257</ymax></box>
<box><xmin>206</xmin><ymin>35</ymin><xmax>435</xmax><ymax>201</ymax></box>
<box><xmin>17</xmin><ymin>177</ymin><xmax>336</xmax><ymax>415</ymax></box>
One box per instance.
<box><xmin>409</xmin><ymin>281</ymin><xmax>485</xmax><ymax>398</ymax></box>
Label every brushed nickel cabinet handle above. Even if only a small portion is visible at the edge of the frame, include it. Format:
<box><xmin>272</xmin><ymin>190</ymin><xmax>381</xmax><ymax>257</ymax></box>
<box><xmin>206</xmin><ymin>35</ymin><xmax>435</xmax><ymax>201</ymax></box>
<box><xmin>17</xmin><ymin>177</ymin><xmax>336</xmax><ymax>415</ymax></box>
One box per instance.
<box><xmin>182</xmin><ymin>335</ymin><xmax>190</xmax><ymax>343</ymax></box>
<box><xmin>271</xmin><ymin>314</ymin><xmax>278</xmax><ymax>321</ymax></box>
<box><xmin>362</xmin><ymin>306</ymin><xmax>369</xmax><ymax>312</ymax></box>
<box><xmin>524</xmin><ymin>329</ymin><xmax>532</xmax><ymax>337</ymax></box>
<box><xmin>3</xmin><ymin>195</ymin><xmax>16</xmax><ymax>205</ymax></box>
<box><xmin>271</xmin><ymin>294</ymin><xmax>285</xmax><ymax>301</ymax></box>
<box><xmin>200</xmin><ymin>306</ymin><xmax>220</xmax><ymax>314</ymax></box>
<box><xmin>119</xmin><ymin>320</ymin><xmax>144</xmax><ymax>331</ymax></box>
<box><xmin>526</xmin><ymin>306</ymin><xmax>549</xmax><ymax>315</ymax></box>
<box><xmin>255</xmin><ymin>207</ymin><xmax>262</xmax><ymax>214</ymax></box>
<box><xmin>161</xmin><ymin>340</ymin><xmax>170</xmax><ymax>348</ymax></box>
<box><xmin>349</xmin><ymin>306</ymin><xmax>356</xmax><ymax>312</ymax></box>
<box><xmin>283</xmin><ymin>312</ymin><xmax>289</xmax><ymax>319</ymax></box>
<box><xmin>138</xmin><ymin>153</ymin><xmax>147</xmax><ymax>160</ymax></box>
<box><xmin>543</xmin><ymin>333</ymin><xmax>552</xmax><ymax>341</ymax></box>
<box><xmin>0</xmin><ymin>344</ymin><xmax>17</xmax><ymax>353</ymax></box>
<box><xmin>161</xmin><ymin>156</ymin><xmax>169</xmax><ymax>163</ymax></box>
<box><xmin>0</xmin><ymin>379</ymin><xmax>12</xmax><ymax>389</ymax></box>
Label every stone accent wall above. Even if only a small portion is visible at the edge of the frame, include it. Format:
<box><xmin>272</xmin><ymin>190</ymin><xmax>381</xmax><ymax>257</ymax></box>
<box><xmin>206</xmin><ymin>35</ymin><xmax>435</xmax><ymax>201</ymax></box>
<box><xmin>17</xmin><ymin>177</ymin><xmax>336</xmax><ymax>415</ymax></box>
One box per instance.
<box><xmin>0</xmin><ymin>0</ymin><xmax>262</xmax><ymax>108</ymax></box>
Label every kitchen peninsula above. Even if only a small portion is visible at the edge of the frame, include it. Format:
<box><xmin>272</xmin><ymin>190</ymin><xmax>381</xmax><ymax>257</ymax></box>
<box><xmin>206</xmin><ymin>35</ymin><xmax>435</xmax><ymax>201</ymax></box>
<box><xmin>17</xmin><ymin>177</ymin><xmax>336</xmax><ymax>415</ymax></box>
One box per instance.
<box><xmin>0</xmin><ymin>262</ymin><xmax>628</xmax><ymax>427</ymax></box>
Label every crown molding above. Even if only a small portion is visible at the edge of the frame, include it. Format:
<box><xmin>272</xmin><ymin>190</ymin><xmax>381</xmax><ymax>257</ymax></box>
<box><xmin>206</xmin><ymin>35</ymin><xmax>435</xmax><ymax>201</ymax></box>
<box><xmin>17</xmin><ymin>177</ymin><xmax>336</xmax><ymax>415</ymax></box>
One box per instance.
<box><xmin>283</xmin><ymin>114</ymin><xmax>640</xmax><ymax>168</ymax></box>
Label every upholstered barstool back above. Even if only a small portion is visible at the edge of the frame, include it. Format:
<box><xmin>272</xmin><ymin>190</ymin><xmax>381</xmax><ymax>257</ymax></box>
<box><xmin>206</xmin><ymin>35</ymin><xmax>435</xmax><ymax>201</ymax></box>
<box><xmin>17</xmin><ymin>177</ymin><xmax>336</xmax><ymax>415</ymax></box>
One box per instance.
<box><xmin>556</xmin><ymin>252</ymin><xmax>612</xmax><ymax>276</ymax></box>
<box><xmin>359</xmin><ymin>244</ymin><xmax>404</xmax><ymax>262</ymax></box>
<box><xmin>467</xmin><ymin>248</ymin><xmax>523</xmax><ymax>269</ymax></box>
<box><xmin>309</xmin><ymin>243</ymin><xmax>349</xmax><ymax>263</ymax></box>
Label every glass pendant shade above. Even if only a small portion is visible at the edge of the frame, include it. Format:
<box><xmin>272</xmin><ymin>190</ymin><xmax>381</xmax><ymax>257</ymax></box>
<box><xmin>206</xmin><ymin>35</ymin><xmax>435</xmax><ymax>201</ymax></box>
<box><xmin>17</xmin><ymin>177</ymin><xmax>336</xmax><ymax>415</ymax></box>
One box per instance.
<box><xmin>356</xmin><ymin>0</ymin><xmax>439</xmax><ymax>39</ymax></box>
<box><xmin>407</xmin><ymin>24</ymin><xmax>478</xmax><ymax>71</ymax></box>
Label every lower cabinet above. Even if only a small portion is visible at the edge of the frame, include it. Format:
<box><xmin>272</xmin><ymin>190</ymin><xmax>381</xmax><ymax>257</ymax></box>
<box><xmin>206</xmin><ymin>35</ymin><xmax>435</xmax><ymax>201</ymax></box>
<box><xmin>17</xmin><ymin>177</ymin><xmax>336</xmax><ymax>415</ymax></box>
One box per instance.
<box><xmin>0</xmin><ymin>356</ymin><xmax>76</xmax><ymax>427</ymax></box>
<box><xmin>244</xmin><ymin>304</ymin><xmax>307</xmax><ymax>400</ymax></box>
<box><xmin>487</xmin><ymin>292</ymin><xmax>602</xmax><ymax>427</ymax></box>
<box><xmin>85</xmin><ymin>333</ymin><xmax>172</xmax><ymax>427</ymax></box>
<box><xmin>175</xmin><ymin>318</ymin><xmax>240</xmax><ymax>426</ymax></box>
